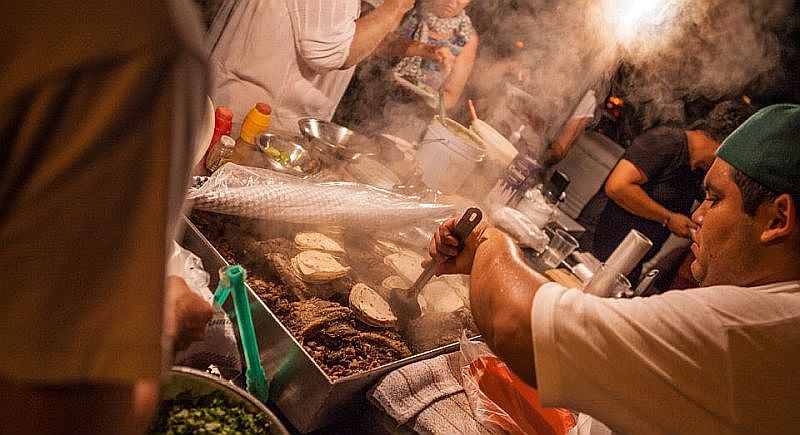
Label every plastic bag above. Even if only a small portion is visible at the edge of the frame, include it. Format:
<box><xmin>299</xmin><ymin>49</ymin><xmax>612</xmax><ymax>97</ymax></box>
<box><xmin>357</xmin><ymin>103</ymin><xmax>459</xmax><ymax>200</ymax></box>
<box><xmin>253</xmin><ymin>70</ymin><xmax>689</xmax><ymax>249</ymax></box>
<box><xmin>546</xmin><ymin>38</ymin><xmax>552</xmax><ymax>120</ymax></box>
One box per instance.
<box><xmin>460</xmin><ymin>333</ymin><xmax>575</xmax><ymax>435</ymax></box>
<box><xmin>168</xmin><ymin>241</ymin><xmax>242</xmax><ymax>380</ymax></box>
<box><xmin>490</xmin><ymin>206</ymin><xmax>549</xmax><ymax>252</ymax></box>
<box><xmin>187</xmin><ymin>163</ymin><xmax>455</xmax><ymax>230</ymax></box>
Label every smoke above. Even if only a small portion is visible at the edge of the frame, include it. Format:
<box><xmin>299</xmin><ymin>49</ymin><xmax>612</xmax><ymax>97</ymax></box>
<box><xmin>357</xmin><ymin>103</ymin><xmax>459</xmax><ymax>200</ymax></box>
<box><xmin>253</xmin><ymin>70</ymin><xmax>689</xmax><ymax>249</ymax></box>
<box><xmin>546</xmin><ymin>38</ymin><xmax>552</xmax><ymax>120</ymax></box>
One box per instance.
<box><xmin>616</xmin><ymin>0</ymin><xmax>792</xmax><ymax>127</ymax></box>
<box><xmin>469</xmin><ymin>0</ymin><xmax>792</xmax><ymax>143</ymax></box>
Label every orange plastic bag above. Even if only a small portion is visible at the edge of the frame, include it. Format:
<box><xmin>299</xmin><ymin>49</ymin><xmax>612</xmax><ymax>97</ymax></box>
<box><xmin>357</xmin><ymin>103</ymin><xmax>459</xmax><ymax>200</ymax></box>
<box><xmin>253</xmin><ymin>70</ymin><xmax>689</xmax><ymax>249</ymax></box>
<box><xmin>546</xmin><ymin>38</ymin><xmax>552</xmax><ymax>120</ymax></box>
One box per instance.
<box><xmin>461</xmin><ymin>334</ymin><xmax>575</xmax><ymax>435</ymax></box>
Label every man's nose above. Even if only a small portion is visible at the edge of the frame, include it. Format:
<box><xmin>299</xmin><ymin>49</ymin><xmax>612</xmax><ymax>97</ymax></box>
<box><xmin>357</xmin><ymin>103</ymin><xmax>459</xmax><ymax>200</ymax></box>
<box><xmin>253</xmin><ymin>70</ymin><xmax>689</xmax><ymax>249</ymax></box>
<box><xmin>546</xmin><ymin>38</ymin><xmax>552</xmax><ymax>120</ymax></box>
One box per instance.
<box><xmin>692</xmin><ymin>201</ymin><xmax>707</xmax><ymax>225</ymax></box>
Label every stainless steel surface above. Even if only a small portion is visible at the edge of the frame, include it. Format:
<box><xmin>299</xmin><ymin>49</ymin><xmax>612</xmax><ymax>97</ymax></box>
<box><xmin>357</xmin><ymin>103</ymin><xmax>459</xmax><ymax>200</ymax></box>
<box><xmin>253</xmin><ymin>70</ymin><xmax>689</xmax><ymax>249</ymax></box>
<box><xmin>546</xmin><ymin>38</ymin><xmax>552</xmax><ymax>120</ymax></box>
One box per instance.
<box><xmin>163</xmin><ymin>366</ymin><xmax>290</xmax><ymax>435</ymax></box>
<box><xmin>438</xmin><ymin>90</ymin><xmax>447</xmax><ymax>126</ymax></box>
<box><xmin>551</xmin><ymin>131</ymin><xmax>625</xmax><ymax>219</ymax></box>
<box><xmin>255</xmin><ymin>133</ymin><xmax>314</xmax><ymax>178</ymax></box>
<box><xmin>606</xmin><ymin>229</ymin><xmax>653</xmax><ymax>276</ymax></box>
<box><xmin>297</xmin><ymin>118</ymin><xmax>379</xmax><ymax>161</ymax></box>
<box><xmin>634</xmin><ymin>268</ymin><xmax>660</xmax><ymax>297</ymax></box>
<box><xmin>181</xmin><ymin>217</ymin><xmax>472</xmax><ymax>433</ymax></box>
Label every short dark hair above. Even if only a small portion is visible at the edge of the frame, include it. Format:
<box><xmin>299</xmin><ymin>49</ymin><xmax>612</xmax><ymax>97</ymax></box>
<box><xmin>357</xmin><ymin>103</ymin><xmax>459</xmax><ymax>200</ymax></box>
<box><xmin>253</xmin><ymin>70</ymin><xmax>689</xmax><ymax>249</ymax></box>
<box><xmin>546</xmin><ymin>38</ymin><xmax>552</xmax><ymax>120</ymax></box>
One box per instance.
<box><xmin>696</xmin><ymin>100</ymin><xmax>757</xmax><ymax>142</ymax></box>
<box><xmin>731</xmin><ymin>167</ymin><xmax>800</xmax><ymax>220</ymax></box>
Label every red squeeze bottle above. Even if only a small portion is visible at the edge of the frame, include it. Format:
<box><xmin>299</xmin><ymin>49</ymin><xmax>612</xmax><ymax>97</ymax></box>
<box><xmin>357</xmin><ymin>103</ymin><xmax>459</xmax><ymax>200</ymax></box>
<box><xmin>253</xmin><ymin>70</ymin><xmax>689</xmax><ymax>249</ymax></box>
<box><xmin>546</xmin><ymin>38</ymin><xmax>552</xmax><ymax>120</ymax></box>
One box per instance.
<box><xmin>209</xmin><ymin>106</ymin><xmax>233</xmax><ymax>148</ymax></box>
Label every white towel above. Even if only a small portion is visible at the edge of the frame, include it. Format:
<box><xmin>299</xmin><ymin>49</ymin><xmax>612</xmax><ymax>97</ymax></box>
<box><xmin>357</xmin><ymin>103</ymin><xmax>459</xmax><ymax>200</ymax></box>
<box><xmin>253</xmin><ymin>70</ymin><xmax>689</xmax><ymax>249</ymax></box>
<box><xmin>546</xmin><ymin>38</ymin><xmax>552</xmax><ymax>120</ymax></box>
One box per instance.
<box><xmin>369</xmin><ymin>348</ymin><xmax>499</xmax><ymax>434</ymax></box>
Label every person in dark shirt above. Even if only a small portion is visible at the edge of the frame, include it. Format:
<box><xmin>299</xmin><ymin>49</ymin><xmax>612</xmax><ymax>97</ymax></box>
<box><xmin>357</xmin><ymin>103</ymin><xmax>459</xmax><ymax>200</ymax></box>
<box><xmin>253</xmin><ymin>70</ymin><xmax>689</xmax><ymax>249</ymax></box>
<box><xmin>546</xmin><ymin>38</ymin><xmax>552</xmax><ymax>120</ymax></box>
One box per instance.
<box><xmin>592</xmin><ymin>100</ymin><xmax>755</xmax><ymax>283</ymax></box>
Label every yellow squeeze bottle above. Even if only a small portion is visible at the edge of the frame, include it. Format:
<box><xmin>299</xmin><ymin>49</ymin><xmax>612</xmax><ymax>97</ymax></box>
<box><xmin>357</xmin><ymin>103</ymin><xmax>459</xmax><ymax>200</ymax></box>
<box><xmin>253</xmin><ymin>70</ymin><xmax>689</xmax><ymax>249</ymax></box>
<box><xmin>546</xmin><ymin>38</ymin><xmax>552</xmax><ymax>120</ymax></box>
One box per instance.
<box><xmin>232</xmin><ymin>102</ymin><xmax>271</xmax><ymax>167</ymax></box>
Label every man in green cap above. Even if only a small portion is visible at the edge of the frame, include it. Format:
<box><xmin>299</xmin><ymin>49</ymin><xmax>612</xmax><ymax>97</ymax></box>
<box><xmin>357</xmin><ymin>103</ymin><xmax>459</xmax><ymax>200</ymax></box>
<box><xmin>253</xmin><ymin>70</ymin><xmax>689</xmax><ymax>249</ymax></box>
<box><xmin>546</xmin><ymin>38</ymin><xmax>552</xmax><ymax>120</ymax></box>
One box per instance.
<box><xmin>426</xmin><ymin>104</ymin><xmax>800</xmax><ymax>433</ymax></box>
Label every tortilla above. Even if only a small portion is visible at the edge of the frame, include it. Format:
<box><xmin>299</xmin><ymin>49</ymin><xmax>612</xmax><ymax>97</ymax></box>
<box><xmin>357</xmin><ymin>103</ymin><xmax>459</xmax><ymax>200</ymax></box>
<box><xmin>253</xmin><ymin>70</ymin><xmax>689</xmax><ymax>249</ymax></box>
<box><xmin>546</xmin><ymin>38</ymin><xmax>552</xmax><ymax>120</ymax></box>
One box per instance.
<box><xmin>383</xmin><ymin>249</ymin><xmax>425</xmax><ymax>283</ymax></box>
<box><xmin>291</xmin><ymin>250</ymin><xmax>350</xmax><ymax>284</ymax></box>
<box><xmin>381</xmin><ymin>275</ymin><xmax>410</xmax><ymax>290</ymax></box>
<box><xmin>349</xmin><ymin>283</ymin><xmax>397</xmax><ymax>328</ymax></box>
<box><xmin>420</xmin><ymin>280</ymin><xmax>465</xmax><ymax>313</ymax></box>
<box><xmin>294</xmin><ymin>232</ymin><xmax>345</xmax><ymax>254</ymax></box>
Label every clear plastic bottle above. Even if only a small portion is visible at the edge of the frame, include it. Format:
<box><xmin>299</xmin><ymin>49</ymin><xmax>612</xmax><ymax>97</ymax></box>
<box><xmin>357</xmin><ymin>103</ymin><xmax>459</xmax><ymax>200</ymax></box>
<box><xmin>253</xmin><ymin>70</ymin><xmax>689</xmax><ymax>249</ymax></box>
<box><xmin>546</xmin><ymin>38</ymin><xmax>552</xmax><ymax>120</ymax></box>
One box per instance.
<box><xmin>484</xmin><ymin>152</ymin><xmax>544</xmax><ymax>208</ymax></box>
<box><xmin>205</xmin><ymin>135</ymin><xmax>236</xmax><ymax>172</ymax></box>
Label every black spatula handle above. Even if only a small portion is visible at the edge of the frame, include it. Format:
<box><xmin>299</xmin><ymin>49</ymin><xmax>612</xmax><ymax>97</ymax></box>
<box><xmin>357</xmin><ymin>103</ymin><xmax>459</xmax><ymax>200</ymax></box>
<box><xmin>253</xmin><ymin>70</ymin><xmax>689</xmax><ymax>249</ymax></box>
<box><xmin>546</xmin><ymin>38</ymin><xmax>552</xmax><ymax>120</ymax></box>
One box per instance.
<box><xmin>451</xmin><ymin>207</ymin><xmax>483</xmax><ymax>249</ymax></box>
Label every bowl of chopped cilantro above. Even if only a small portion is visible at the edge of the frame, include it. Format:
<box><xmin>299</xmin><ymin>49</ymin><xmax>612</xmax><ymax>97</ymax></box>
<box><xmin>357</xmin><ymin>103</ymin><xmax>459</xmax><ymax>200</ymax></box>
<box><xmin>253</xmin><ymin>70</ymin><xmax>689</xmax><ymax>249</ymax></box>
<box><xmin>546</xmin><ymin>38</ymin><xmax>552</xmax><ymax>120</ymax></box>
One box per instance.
<box><xmin>148</xmin><ymin>366</ymin><xmax>289</xmax><ymax>435</ymax></box>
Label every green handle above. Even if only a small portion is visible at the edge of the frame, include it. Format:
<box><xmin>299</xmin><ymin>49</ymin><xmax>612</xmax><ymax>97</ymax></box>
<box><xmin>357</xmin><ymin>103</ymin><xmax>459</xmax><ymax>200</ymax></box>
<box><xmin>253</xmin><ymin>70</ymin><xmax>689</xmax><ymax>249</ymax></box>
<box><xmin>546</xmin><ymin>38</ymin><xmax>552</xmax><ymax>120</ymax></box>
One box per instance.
<box><xmin>213</xmin><ymin>265</ymin><xmax>269</xmax><ymax>403</ymax></box>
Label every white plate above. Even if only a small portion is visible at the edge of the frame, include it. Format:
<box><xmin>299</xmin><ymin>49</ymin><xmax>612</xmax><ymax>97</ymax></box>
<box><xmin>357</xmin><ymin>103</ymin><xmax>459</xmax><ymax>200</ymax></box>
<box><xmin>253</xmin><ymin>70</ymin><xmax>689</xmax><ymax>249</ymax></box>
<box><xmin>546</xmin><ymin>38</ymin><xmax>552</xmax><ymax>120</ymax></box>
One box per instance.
<box><xmin>470</xmin><ymin>119</ymin><xmax>518</xmax><ymax>165</ymax></box>
<box><xmin>192</xmin><ymin>95</ymin><xmax>216</xmax><ymax>167</ymax></box>
<box><xmin>380</xmin><ymin>133</ymin><xmax>415</xmax><ymax>158</ymax></box>
<box><xmin>392</xmin><ymin>73</ymin><xmax>438</xmax><ymax>108</ymax></box>
<box><xmin>346</xmin><ymin>157</ymin><xmax>401</xmax><ymax>190</ymax></box>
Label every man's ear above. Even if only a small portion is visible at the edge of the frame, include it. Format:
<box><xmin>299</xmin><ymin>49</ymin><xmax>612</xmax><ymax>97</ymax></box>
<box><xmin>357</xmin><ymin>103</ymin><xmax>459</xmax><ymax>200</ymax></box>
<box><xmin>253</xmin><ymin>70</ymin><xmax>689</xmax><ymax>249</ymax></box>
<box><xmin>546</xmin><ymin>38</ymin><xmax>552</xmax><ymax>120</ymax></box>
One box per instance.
<box><xmin>760</xmin><ymin>193</ymin><xmax>797</xmax><ymax>243</ymax></box>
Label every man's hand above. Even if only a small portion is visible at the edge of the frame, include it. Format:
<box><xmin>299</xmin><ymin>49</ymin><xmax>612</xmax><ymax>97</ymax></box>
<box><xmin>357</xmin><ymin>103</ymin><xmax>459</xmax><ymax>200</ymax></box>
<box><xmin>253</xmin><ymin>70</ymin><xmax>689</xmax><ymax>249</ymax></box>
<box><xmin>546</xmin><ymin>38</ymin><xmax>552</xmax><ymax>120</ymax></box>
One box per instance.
<box><xmin>423</xmin><ymin>217</ymin><xmax>489</xmax><ymax>275</ymax></box>
<box><xmin>667</xmin><ymin>213</ymin><xmax>698</xmax><ymax>239</ymax></box>
<box><xmin>164</xmin><ymin>276</ymin><xmax>213</xmax><ymax>352</ymax></box>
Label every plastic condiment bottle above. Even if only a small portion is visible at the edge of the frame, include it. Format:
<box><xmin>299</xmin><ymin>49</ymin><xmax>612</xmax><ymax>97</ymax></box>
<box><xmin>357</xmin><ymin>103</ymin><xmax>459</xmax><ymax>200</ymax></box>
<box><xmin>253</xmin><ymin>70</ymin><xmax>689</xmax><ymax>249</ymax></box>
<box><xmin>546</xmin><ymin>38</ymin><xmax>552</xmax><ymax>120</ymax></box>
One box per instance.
<box><xmin>231</xmin><ymin>102</ymin><xmax>272</xmax><ymax>167</ymax></box>
<box><xmin>209</xmin><ymin>106</ymin><xmax>233</xmax><ymax>148</ymax></box>
<box><xmin>205</xmin><ymin>135</ymin><xmax>236</xmax><ymax>172</ymax></box>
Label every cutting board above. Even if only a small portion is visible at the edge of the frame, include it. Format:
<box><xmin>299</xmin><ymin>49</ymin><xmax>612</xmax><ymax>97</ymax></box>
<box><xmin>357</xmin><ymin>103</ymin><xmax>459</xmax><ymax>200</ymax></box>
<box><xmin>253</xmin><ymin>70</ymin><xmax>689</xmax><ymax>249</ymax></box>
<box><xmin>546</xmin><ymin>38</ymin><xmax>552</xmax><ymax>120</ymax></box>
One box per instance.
<box><xmin>544</xmin><ymin>268</ymin><xmax>585</xmax><ymax>289</ymax></box>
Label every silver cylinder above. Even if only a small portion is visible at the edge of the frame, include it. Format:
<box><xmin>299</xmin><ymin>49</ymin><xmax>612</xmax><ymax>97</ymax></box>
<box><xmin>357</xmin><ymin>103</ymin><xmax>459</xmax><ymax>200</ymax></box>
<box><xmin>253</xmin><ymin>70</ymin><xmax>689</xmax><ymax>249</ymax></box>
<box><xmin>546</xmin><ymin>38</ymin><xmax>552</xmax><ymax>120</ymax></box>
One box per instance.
<box><xmin>606</xmin><ymin>229</ymin><xmax>653</xmax><ymax>276</ymax></box>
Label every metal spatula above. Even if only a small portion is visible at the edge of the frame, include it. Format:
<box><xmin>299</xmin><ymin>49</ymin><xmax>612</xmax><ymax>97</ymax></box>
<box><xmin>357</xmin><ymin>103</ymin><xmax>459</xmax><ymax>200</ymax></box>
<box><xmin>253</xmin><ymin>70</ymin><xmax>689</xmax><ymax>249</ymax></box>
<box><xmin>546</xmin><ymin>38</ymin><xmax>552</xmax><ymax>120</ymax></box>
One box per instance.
<box><xmin>438</xmin><ymin>75</ymin><xmax>449</xmax><ymax>126</ymax></box>
<box><xmin>389</xmin><ymin>207</ymin><xmax>483</xmax><ymax>321</ymax></box>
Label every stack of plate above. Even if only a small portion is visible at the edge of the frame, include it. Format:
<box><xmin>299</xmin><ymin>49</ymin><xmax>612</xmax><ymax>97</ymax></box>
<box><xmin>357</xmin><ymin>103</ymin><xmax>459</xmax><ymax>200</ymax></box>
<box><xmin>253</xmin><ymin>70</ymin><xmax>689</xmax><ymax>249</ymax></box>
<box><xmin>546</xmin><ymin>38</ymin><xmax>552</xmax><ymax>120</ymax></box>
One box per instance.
<box><xmin>346</xmin><ymin>157</ymin><xmax>401</xmax><ymax>190</ymax></box>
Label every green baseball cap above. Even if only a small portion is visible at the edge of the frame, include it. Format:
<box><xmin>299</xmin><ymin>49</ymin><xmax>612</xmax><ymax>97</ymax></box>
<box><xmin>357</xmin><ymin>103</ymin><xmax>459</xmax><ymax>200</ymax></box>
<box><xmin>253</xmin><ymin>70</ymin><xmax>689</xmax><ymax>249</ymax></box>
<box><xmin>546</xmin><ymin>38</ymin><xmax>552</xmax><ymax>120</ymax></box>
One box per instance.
<box><xmin>716</xmin><ymin>103</ymin><xmax>800</xmax><ymax>194</ymax></box>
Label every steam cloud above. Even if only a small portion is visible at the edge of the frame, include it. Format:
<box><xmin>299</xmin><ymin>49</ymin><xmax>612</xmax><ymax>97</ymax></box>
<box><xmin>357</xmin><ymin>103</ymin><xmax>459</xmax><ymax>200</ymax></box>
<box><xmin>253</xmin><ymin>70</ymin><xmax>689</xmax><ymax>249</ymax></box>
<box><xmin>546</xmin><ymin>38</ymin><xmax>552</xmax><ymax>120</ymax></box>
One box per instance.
<box><xmin>470</xmin><ymin>0</ymin><xmax>792</xmax><ymax>141</ymax></box>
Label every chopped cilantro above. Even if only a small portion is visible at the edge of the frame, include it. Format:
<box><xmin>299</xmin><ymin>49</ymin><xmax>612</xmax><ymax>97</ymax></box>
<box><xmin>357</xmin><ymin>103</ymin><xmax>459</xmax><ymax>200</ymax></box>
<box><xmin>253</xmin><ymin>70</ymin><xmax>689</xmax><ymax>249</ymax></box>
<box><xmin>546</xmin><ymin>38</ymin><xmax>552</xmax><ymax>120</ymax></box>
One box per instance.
<box><xmin>149</xmin><ymin>391</ymin><xmax>272</xmax><ymax>434</ymax></box>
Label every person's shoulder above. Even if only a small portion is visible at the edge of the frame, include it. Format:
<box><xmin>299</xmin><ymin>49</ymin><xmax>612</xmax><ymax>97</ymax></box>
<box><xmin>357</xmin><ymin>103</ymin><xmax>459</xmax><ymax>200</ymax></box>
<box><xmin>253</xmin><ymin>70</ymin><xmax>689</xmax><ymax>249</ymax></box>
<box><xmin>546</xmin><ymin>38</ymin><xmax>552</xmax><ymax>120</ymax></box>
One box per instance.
<box><xmin>629</xmin><ymin>126</ymin><xmax>684</xmax><ymax>152</ymax></box>
<box><xmin>640</xmin><ymin>125</ymin><xmax>684</xmax><ymax>141</ymax></box>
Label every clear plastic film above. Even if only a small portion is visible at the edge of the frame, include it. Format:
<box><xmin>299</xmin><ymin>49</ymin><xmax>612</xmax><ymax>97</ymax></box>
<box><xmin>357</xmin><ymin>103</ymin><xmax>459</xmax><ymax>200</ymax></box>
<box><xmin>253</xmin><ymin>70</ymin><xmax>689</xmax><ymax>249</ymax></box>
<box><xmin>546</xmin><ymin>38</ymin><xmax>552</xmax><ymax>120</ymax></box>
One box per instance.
<box><xmin>168</xmin><ymin>241</ymin><xmax>242</xmax><ymax>380</ymax></box>
<box><xmin>187</xmin><ymin>163</ymin><xmax>456</xmax><ymax>231</ymax></box>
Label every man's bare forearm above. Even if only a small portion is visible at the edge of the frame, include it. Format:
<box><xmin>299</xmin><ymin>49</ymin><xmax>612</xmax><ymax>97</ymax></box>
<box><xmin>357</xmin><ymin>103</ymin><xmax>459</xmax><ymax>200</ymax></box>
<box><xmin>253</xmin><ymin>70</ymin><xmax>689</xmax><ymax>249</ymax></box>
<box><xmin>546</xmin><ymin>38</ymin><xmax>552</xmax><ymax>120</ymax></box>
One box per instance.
<box><xmin>469</xmin><ymin>228</ymin><xmax>549</xmax><ymax>387</ymax></box>
<box><xmin>607</xmin><ymin>183</ymin><xmax>672</xmax><ymax>224</ymax></box>
<box><xmin>342</xmin><ymin>0</ymin><xmax>411</xmax><ymax>68</ymax></box>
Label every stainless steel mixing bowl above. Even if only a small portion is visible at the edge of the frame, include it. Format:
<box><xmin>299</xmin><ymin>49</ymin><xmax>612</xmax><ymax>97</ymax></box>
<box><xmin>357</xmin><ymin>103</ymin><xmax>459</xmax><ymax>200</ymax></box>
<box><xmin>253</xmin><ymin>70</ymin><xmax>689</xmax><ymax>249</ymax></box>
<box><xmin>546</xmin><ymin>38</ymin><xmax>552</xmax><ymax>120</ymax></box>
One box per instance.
<box><xmin>297</xmin><ymin>118</ymin><xmax>379</xmax><ymax>160</ymax></box>
<box><xmin>256</xmin><ymin>132</ymin><xmax>317</xmax><ymax>178</ymax></box>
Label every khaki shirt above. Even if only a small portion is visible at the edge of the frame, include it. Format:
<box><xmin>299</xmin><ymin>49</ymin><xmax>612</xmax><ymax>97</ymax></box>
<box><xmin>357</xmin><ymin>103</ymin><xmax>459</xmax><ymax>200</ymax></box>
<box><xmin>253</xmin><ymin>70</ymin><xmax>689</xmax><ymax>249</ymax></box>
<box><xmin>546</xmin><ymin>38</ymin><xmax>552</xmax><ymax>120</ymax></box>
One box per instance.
<box><xmin>0</xmin><ymin>0</ymin><xmax>207</xmax><ymax>383</ymax></box>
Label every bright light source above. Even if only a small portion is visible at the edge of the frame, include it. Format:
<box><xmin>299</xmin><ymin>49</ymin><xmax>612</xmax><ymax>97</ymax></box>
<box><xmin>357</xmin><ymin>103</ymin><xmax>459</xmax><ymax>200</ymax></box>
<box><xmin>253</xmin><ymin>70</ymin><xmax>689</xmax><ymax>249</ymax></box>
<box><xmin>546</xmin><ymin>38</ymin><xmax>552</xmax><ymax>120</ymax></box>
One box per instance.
<box><xmin>594</xmin><ymin>0</ymin><xmax>682</xmax><ymax>53</ymax></box>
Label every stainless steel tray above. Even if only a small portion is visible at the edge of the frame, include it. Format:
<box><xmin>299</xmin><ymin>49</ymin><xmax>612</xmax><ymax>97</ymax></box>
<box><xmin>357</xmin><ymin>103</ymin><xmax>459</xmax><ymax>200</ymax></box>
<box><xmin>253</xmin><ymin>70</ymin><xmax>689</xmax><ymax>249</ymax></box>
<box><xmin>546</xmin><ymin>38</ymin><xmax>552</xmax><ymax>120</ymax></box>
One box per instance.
<box><xmin>181</xmin><ymin>216</ymin><xmax>466</xmax><ymax>433</ymax></box>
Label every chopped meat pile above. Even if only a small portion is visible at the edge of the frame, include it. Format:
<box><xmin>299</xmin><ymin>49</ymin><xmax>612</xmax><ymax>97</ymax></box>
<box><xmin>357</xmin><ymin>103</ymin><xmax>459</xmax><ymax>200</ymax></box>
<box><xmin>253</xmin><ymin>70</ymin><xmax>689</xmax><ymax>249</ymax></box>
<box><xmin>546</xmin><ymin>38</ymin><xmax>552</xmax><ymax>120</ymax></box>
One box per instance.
<box><xmin>191</xmin><ymin>211</ymin><xmax>416</xmax><ymax>379</ymax></box>
<box><xmin>190</xmin><ymin>211</ymin><xmax>478</xmax><ymax>379</ymax></box>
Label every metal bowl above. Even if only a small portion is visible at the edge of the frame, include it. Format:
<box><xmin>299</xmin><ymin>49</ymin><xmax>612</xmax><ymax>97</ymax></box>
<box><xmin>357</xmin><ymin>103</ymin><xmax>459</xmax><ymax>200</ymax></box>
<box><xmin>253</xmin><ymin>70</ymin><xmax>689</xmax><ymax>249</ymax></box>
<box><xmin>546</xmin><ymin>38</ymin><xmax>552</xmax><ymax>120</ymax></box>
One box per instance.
<box><xmin>159</xmin><ymin>366</ymin><xmax>290</xmax><ymax>434</ymax></box>
<box><xmin>255</xmin><ymin>133</ymin><xmax>317</xmax><ymax>178</ymax></box>
<box><xmin>297</xmin><ymin>118</ymin><xmax>379</xmax><ymax>160</ymax></box>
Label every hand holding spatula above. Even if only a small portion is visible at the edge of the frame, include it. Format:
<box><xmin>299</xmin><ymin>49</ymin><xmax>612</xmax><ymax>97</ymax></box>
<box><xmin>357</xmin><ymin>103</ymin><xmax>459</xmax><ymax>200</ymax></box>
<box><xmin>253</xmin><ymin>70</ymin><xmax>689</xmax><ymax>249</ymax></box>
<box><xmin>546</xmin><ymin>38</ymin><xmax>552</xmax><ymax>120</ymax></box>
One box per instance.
<box><xmin>389</xmin><ymin>207</ymin><xmax>483</xmax><ymax>321</ymax></box>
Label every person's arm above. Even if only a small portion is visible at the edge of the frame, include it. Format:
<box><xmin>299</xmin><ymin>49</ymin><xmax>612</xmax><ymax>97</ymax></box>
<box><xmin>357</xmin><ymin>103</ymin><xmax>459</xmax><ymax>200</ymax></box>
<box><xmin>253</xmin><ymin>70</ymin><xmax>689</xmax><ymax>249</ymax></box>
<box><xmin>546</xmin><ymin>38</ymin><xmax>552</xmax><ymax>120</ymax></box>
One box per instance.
<box><xmin>441</xmin><ymin>32</ymin><xmax>478</xmax><ymax>108</ymax></box>
<box><xmin>543</xmin><ymin>90</ymin><xmax>595</xmax><ymax>166</ymax></box>
<box><xmin>378</xmin><ymin>34</ymin><xmax>455</xmax><ymax>75</ymax></box>
<box><xmin>605</xmin><ymin>159</ymin><xmax>697</xmax><ymax>238</ymax></box>
<box><xmin>164</xmin><ymin>276</ymin><xmax>213</xmax><ymax>352</ymax></box>
<box><xmin>426</xmin><ymin>219</ymin><xmax>548</xmax><ymax>386</ymax></box>
<box><xmin>342</xmin><ymin>0</ymin><xmax>415</xmax><ymax>68</ymax></box>
<box><xmin>543</xmin><ymin>115</ymin><xmax>589</xmax><ymax>166</ymax></box>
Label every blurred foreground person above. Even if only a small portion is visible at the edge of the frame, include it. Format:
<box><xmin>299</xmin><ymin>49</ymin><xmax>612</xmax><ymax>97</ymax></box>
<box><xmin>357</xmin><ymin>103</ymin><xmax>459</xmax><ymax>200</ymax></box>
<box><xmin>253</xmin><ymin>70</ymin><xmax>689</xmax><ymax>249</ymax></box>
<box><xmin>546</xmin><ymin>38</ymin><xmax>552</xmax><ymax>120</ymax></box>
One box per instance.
<box><xmin>0</xmin><ymin>1</ymin><xmax>211</xmax><ymax>433</ymax></box>
<box><xmin>427</xmin><ymin>104</ymin><xmax>800</xmax><ymax>433</ymax></box>
<box><xmin>208</xmin><ymin>0</ymin><xmax>415</xmax><ymax>132</ymax></box>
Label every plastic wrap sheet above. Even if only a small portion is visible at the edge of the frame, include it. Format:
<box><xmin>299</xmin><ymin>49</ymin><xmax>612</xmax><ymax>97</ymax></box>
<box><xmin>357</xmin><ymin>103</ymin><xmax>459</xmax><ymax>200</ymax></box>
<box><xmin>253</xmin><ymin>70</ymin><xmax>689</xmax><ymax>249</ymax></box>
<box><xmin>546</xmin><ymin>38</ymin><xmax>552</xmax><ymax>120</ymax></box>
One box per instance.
<box><xmin>187</xmin><ymin>164</ymin><xmax>456</xmax><ymax>230</ymax></box>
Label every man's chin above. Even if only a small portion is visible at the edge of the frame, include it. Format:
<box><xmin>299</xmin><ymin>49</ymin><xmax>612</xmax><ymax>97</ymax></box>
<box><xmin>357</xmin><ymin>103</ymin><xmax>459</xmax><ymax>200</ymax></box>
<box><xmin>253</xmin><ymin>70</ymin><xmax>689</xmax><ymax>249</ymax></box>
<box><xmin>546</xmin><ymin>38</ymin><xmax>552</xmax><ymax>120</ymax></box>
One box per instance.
<box><xmin>690</xmin><ymin>260</ymin><xmax>706</xmax><ymax>286</ymax></box>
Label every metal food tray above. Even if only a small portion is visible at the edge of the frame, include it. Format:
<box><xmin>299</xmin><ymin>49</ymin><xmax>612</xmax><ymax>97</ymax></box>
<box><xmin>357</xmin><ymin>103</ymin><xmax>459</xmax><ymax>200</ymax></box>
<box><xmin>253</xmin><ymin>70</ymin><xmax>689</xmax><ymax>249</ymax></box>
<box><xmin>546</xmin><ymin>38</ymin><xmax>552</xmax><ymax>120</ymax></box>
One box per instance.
<box><xmin>181</xmin><ymin>216</ymin><xmax>466</xmax><ymax>433</ymax></box>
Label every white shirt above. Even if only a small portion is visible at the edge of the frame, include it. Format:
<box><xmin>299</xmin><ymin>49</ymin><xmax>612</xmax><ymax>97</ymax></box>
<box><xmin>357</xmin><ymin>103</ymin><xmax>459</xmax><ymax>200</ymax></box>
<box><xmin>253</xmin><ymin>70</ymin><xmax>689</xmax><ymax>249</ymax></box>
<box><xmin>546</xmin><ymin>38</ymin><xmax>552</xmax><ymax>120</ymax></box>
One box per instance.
<box><xmin>208</xmin><ymin>0</ymin><xmax>360</xmax><ymax>132</ymax></box>
<box><xmin>531</xmin><ymin>280</ymin><xmax>800</xmax><ymax>434</ymax></box>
